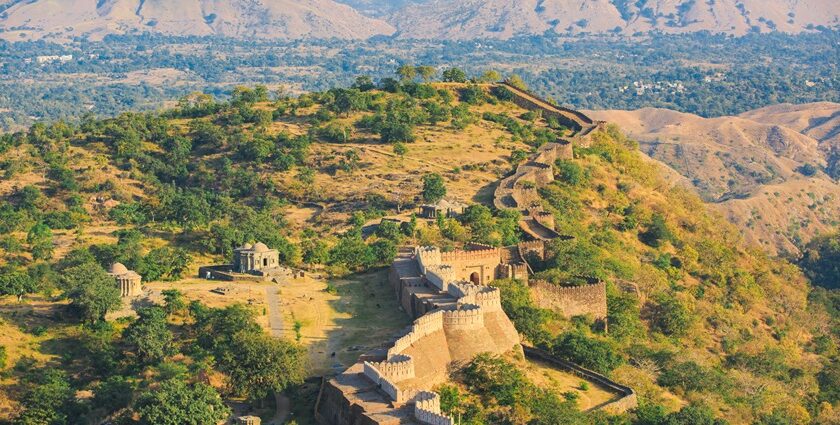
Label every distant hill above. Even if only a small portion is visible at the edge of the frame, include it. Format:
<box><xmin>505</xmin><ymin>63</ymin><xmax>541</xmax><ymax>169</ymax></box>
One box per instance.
<box><xmin>588</xmin><ymin>104</ymin><xmax>840</xmax><ymax>255</ymax></box>
<box><xmin>0</xmin><ymin>0</ymin><xmax>394</xmax><ymax>41</ymax></box>
<box><xmin>386</xmin><ymin>0</ymin><xmax>840</xmax><ymax>39</ymax></box>
<box><xmin>1</xmin><ymin>0</ymin><xmax>837</xmax><ymax>41</ymax></box>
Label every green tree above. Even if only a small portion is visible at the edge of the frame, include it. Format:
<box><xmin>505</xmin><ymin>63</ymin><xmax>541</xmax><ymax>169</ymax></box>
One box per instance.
<box><xmin>416</xmin><ymin>65</ymin><xmax>437</xmax><ymax>82</ymax></box>
<box><xmin>442</xmin><ymin>68</ymin><xmax>468</xmax><ymax>83</ymax></box>
<box><xmin>135</xmin><ymin>377</ymin><xmax>230</xmax><ymax>425</ymax></box>
<box><xmin>640</xmin><ymin>213</ymin><xmax>672</xmax><ymax>248</ymax></box>
<box><xmin>650</xmin><ymin>293</ymin><xmax>693</xmax><ymax>337</ymax></box>
<box><xmin>0</xmin><ymin>268</ymin><xmax>38</xmax><ymax>302</ymax></box>
<box><xmin>63</xmin><ymin>263</ymin><xmax>122</xmax><ymax>324</ymax></box>
<box><xmin>15</xmin><ymin>369</ymin><xmax>75</xmax><ymax>425</ymax></box>
<box><xmin>800</xmin><ymin>230</ymin><xmax>840</xmax><ymax>289</ymax></box>
<box><xmin>124</xmin><ymin>306</ymin><xmax>175</xmax><ymax>364</ymax></box>
<box><xmin>552</xmin><ymin>332</ymin><xmax>624</xmax><ymax>374</ymax></box>
<box><xmin>396</xmin><ymin>64</ymin><xmax>417</xmax><ymax>82</ymax></box>
<box><xmin>93</xmin><ymin>376</ymin><xmax>134</xmax><ymax>414</ymax></box>
<box><xmin>162</xmin><ymin>289</ymin><xmax>187</xmax><ymax>315</ymax></box>
<box><xmin>505</xmin><ymin>74</ymin><xmax>528</xmax><ymax>90</ymax></box>
<box><xmin>27</xmin><ymin>223</ymin><xmax>53</xmax><ymax>261</ymax></box>
<box><xmin>422</xmin><ymin>173</ymin><xmax>447</xmax><ymax>204</ymax></box>
<box><xmin>224</xmin><ymin>332</ymin><xmax>306</xmax><ymax>401</ymax></box>
<box><xmin>393</xmin><ymin>142</ymin><xmax>408</xmax><ymax>156</ymax></box>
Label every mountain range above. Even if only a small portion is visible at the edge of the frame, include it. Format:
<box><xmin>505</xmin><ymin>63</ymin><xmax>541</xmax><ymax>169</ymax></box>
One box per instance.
<box><xmin>588</xmin><ymin>102</ymin><xmax>840</xmax><ymax>255</ymax></box>
<box><xmin>1</xmin><ymin>0</ymin><xmax>838</xmax><ymax>41</ymax></box>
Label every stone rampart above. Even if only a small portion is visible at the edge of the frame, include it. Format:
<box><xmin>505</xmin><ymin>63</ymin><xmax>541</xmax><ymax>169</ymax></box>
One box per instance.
<box><xmin>379</xmin><ymin>376</ymin><xmax>419</xmax><ymax>404</ymax></box>
<box><xmin>440</xmin><ymin>246</ymin><xmax>500</xmax><ymax>264</ymax></box>
<box><xmin>366</xmin><ymin>354</ymin><xmax>415</xmax><ymax>383</ymax></box>
<box><xmin>414</xmin><ymin>392</ymin><xmax>454</xmax><ymax>425</ymax></box>
<box><xmin>416</xmin><ymin>246</ymin><xmax>442</xmax><ymax>274</ymax></box>
<box><xmin>501</xmin><ymin>83</ymin><xmax>594</xmax><ymax>131</ymax></box>
<box><xmin>442</xmin><ymin>304</ymin><xmax>484</xmax><ymax>330</ymax></box>
<box><xmin>472</xmin><ymin>288</ymin><xmax>502</xmax><ymax>312</ymax></box>
<box><xmin>387</xmin><ymin>311</ymin><xmax>444</xmax><ymax>358</ymax></box>
<box><xmin>529</xmin><ymin>280</ymin><xmax>607</xmax><ymax>320</ymax></box>
<box><xmin>425</xmin><ymin>264</ymin><xmax>454</xmax><ymax>291</ymax></box>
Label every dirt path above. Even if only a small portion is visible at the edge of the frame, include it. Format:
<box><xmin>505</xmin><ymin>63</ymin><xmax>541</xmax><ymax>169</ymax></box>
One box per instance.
<box><xmin>265</xmin><ymin>286</ymin><xmax>284</xmax><ymax>337</ymax></box>
<box><xmin>266</xmin><ymin>392</ymin><xmax>290</xmax><ymax>425</ymax></box>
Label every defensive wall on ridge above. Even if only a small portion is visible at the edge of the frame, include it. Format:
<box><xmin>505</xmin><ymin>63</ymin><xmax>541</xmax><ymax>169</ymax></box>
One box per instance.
<box><xmin>315</xmin><ymin>86</ymin><xmax>627</xmax><ymax>425</ymax></box>
<box><xmin>529</xmin><ymin>280</ymin><xmax>608</xmax><ymax>321</ymax></box>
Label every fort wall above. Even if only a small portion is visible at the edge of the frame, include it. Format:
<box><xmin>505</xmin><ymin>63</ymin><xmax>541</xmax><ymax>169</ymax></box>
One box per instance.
<box><xmin>414</xmin><ymin>392</ymin><xmax>454</xmax><ymax>425</ymax></box>
<box><xmin>529</xmin><ymin>280</ymin><xmax>607</xmax><ymax>320</ymax></box>
<box><xmin>442</xmin><ymin>304</ymin><xmax>484</xmax><ymax>331</ymax></box>
<box><xmin>501</xmin><ymin>83</ymin><xmax>594</xmax><ymax>131</ymax></box>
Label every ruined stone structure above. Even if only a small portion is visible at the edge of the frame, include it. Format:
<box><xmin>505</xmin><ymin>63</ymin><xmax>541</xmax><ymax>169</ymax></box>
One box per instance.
<box><xmin>418</xmin><ymin>199</ymin><xmax>468</xmax><ymax>219</ymax></box>
<box><xmin>108</xmin><ymin>262</ymin><xmax>142</xmax><ymax>297</ymax></box>
<box><xmin>235</xmin><ymin>416</ymin><xmax>261</xmax><ymax>425</ymax></box>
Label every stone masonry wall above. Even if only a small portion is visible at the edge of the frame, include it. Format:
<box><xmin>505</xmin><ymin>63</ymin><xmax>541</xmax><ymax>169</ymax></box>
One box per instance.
<box><xmin>414</xmin><ymin>391</ymin><xmax>454</xmax><ymax>425</ymax></box>
<box><xmin>442</xmin><ymin>304</ymin><xmax>484</xmax><ymax>330</ymax></box>
<box><xmin>529</xmin><ymin>280</ymin><xmax>608</xmax><ymax>320</ymax></box>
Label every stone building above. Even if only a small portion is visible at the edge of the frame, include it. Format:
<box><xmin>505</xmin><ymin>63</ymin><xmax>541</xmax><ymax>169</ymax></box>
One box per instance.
<box><xmin>108</xmin><ymin>262</ymin><xmax>142</xmax><ymax>297</ymax></box>
<box><xmin>233</xmin><ymin>242</ymin><xmax>280</xmax><ymax>274</ymax></box>
<box><xmin>418</xmin><ymin>199</ymin><xmax>468</xmax><ymax>219</ymax></box>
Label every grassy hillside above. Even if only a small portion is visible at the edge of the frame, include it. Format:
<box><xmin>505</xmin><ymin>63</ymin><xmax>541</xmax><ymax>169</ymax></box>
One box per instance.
<box><xmin>0</xmin><ymin>78</ymin><xmax>837</xmax><ymax>424</ymax></box>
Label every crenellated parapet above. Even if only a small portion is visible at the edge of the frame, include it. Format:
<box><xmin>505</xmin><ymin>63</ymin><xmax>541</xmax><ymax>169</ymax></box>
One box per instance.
<box><xmin>416</xmin><ymin>246</ymin><xmax>442</xmax><ymax>273</ymax></box>
<box><xmin>365</xmin><ymin>354</ymin><xmax>415</xmax><ymax>383</ymax></box>
<box><xmin>471</xmin><ymin>287</ymin><xmax>502</xmax><ymax>312</ymax></box>
<box><xmin>529</xmin><ymin>280</ymin><xmax>608</xmax><ymax>320</ymax></box>
<box><xmin>440</xmin><ymin>246</ymin><xmax>500</xmax><ymax>263</ymax></box>
<box><xmin>442</xmin><ymin>304</ymin><xmax>484</xmax><ymax>330</ymax></box>
<box><xmin>414</xmin><ymin>391</ymin><xmax>454</xmax><ymax>425</ymax></box>
<box><xmin>425</xmin><ymin>264</ymin><xmax>455</xmax><ymax>291</ymax></box>
<box><xmin>387</xmin><ymin>311</ymin><xmax>445</xmax><ymax>358</ymax></box>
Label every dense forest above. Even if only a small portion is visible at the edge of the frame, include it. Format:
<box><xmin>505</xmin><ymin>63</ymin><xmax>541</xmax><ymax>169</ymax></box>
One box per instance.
<box><xmin>0</xmin><ymin>74</ymin><xmax>837</xmax><ymax>424</ymax></box>
<box><xmin>0</xmin><ymin>29</ymin><xmax>838</xmax><ymax>131</ymax></box>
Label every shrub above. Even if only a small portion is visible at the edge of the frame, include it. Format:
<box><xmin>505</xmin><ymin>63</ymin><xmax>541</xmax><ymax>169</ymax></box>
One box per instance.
<box><xmin>551</xmin><ymin>332</ymin><xmax>624</xmax><ymax>374</ymax></box>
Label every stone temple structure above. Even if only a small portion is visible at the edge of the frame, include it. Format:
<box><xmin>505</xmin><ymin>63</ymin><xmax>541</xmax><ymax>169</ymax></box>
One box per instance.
<box><xmin>198</xmin><ymin>242</ymin><xmax>291</xmax><ymax>282</ymax></box>
<box><xmin>233</xmin><ymin>242</ymin><xmax>280</xmax><ymax>274</ymax></box>
<box><xmin>108</xmin><ymin>262</ymin><xmax>142</xmax><ymax>297</ymax></box>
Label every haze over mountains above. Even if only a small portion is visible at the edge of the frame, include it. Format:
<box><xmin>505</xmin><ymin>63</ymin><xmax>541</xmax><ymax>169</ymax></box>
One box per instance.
<box><xmin>0</xmin><ymin>0</ymin><xmax>394</xmax><ymax>41</ymax></box>
<box><xmin>1</xmin><ymin>0</ymin><xmax>838</xmax><ymax>41</ymax></box>
<box><xmin>588</xmin><ymin>103</ymin><xmax>840</xmax><ymax>255</ymax></box>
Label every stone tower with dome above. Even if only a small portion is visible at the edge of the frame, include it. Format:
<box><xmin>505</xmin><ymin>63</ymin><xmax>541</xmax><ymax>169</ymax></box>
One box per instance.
<box><xmin>233</xmin><ymin>242</ymin><xmax>280</xmax><ymax>274</ymax></box>
<box><xmin>108</xmin><ymin>262</ymin><xmax>142</xmax><ymax>297</ymax></box>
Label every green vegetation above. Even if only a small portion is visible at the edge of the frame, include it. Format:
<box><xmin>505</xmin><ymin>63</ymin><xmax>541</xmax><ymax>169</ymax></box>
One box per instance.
<box><xmin>494</xmin><ymin>127</ymin><xmax>837</xmax><ymax>423</ymax></box>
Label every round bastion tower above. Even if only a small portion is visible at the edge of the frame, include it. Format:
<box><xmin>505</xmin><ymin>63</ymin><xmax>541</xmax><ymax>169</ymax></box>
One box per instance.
<box><xmin>108</xmin><ymin>262</ymin><xmax>143</xmax><ymax>297</ymax></box>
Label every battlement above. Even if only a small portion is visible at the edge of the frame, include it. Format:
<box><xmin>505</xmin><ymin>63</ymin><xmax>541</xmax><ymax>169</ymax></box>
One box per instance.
<box><xmin>414</xmin><ymin>391</ymin><xmax>454</xmax><ymax>425</ymax></box>
<box><xmin>425</xmin><ymin>264</ymin><xmax>455</xmax><ymax>291</ymax></box>
<box><xmin>442</xmin><ymin>304</ymin><xmax>484</xmax><ymax>330</ymax></box>
<box><xmin>416</xmin><ymin>246</ymin><xmax>442</xmax><ymax>273</ymax></box>
<box><xmin>529</xmin><ymin>280</ymin><xmax>608</xmax><ymax>320</ymax></box>
<box><xmin>387</xmin><ymin>311</ymin><xmax>445</xmax><ymax>358</ymax></box>
<box><xmin>365</xmin><ymin>354</ymin><xmax>415</xmax><ymax>383</ymax></box>
<box><xmin>440</xmin><ymin>246</ymin><xmax>500</xmax><ymax>263</ymax></box>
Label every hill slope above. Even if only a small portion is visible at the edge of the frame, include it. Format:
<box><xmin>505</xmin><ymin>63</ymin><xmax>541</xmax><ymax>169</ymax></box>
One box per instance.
<box><xmin>587</xmin><ymin>105</ymin><xmax>840</xmax><ymax>255</ymax></box>
<box><xmin>0</xmin><ymin>0</ymin><xmax>394</xmax><ymax>41</ymax></box>
<box><xmin>387</xmin><ymin>0</ymin><xmax>840</xmax><ymax>39</ymax></box>
<box><xmin>2</xmin><ymin>0</ymin><xmax>837</xmax><ymax>41</ymax></box>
